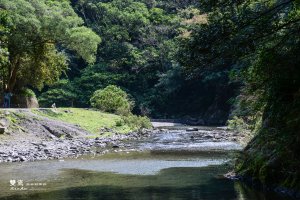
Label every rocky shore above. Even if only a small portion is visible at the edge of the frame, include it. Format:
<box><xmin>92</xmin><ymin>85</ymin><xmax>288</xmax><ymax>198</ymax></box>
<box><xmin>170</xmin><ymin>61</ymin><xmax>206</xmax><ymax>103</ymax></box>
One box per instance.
<box><xmin>0</xmin><ymin>125</ymin><xmax>244</xmax><ymax>163</ymax></box>
<box><xmin>0</xmin><ymin>130</ymin><xmax>152</xmax><ymax>163</ymax></box>
<box><xmin>0</xmin><ymin>109</ymin><xmax>247</xmax><ymax>163</ymax></box>
<box><xmin>0</xmin><ymin>109</ymin><xmax>154</xmax><ymax>163</ymax></box>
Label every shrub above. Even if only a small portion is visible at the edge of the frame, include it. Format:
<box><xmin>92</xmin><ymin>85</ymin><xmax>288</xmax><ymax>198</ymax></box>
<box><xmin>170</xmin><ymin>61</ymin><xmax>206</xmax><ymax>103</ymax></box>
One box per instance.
<box><xmin>115</xmin><ymin>119</ymin><xmax>124</xmax><ymax>127</ymax></box>
<box><xmin>21</xmin><ymin>88</ymin><xmax>36</xmax><ymax>98</ymax></box>
<box><xmin>90</xmin><ymin>85</ymin><xmax>133</xmax><ymax>115</ymax></box>
<box><xmin>227</xmin><ymin>116</ymin><xmax>249</xmax><ymax>132</ymax></box>
<box><xmin>121</xmin><ymin>114</ymin><xmax>152</xmax><ymax>130</ymax></box>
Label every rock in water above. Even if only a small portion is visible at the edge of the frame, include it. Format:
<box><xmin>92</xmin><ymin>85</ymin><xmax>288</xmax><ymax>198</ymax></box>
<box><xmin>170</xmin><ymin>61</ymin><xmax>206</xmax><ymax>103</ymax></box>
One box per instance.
<box><xmin>186</xmin><ymin>128</ymin><xmax>199</xmax><ymax>132</ymax></box>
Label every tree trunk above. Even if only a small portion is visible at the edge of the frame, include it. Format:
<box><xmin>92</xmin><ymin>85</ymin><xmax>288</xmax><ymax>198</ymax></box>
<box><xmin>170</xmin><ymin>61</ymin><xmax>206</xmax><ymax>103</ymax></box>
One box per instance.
<box><xmin>7</xmin><ymin>55</ymin><xmax>20</xmax><ymax>92</ymax></box>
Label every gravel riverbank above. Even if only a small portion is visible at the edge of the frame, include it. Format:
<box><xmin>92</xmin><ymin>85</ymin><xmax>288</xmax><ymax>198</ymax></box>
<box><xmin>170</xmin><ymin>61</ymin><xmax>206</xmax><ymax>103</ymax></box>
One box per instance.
<box><xmin>0</xmin><ymin>130</ymin><xmax>153</xmax><ymax>163</ymax></box>
<box><xmin>0</xmin><ymin>109</ymin><xmax>154</xmax><ymax>163</ymax></box>
<box><xmin>0</xmin><ymin>109</ymin><xmax>246</xmax><ymax>163</ymax></box>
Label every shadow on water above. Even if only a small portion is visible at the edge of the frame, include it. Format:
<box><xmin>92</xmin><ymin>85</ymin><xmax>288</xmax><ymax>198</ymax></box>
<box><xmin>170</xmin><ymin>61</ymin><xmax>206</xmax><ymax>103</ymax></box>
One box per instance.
<box><xmin>0</xmin><ymin>165</ymin><xmax>293</xmax><ymax>200</ymax></box>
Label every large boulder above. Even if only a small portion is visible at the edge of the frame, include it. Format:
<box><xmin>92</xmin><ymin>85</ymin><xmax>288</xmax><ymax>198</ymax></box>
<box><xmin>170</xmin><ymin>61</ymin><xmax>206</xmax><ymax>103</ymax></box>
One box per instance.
<box><xmin>12</xmin><ymin>95</ymin><xmax>39</xmax><ymax>108</ymax></box>
<box><xmin>0</xmin><ymin>118</ymin><xmax>10</xmax><ymax>134</ymax></box>
<box><xmin>25</xmin><ymin>96</ymin><xmax>39</xmax><ymax>108</ymax></box>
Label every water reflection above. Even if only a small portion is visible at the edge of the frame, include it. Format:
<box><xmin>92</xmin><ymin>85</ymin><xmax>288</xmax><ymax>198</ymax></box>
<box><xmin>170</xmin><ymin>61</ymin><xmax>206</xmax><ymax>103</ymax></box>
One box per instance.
<box><xmin>0</xmin><ymin>165</ymin><xmax>292</xmax><ymax>200</ymax></box>
<box><xmin>233</xmin><ymin>181</ymin><xmax>292</xmax><ymax>200</ymax></box>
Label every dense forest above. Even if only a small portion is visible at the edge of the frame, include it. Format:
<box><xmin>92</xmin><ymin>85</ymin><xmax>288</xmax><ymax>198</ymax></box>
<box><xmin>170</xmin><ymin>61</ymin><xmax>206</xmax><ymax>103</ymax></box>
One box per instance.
<box><xmin>1</xmin><ymin>0</ymin><xmax>235</xmax><ymax>125</ymax></box>
<box><xmin>1</xmin><ymin>0</ymin><xmax>300</xmax><ymax>194</ymax></box>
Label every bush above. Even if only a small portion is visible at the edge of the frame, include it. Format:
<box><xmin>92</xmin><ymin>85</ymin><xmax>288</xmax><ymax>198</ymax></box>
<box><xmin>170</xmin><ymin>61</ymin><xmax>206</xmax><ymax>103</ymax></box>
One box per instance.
<box><xmin>122</xmin><ymin>114</ymin><xmax>152</xmax><ymax>130</ymax></box>
<box><xmin>21</xmin><ymin>88</ymin><xmax>36</xmax><ymax>98</ymax></box>
<box><xmin>227</xmin><ymin>116</ymin><xmax>249</xmax><ymax>132</ymax></box>
<box><xmin>90</xmin><ymin>85</ymin><xmax>133</xmax><ymax>115</ymax></box>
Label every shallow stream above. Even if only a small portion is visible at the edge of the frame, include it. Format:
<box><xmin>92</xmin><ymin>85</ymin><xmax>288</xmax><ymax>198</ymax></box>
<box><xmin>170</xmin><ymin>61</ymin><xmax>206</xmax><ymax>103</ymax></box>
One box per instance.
<box><xmin>0</xmin><ymin>126</ymin><xmax>292</xmax><ymax>200</ymax></box>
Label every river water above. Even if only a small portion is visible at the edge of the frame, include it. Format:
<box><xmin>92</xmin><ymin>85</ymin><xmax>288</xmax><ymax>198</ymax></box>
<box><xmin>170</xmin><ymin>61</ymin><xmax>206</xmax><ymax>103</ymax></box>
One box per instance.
<box><xmin>0</xmin><ymin>126</ymin><xmax>293</xmax><ymax>200</ymax></box>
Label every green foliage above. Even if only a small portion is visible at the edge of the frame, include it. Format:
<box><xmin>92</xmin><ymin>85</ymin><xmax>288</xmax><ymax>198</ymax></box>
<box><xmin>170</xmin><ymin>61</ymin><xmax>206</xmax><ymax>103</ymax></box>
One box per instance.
<box><xmin>72</xmin><ymin>63</ymin><xmax>128</xmax><ymax>106</ymax></box>
<box><xmin>0</xmin><ymin>9</ymin><xmax>9</xmax><ymax>68</ymax></box>
<box><xmin>0</xmin><ymin>0</ymin><xmax>100</xmax><ymax>92</ymax></box>
<box><xmin>149</xmin><ymin>8</ymin><xmax>173</xmax><ymax>24</ymax></box>
<box><xmin>121</xmin><ymin>114</ymin><xmax>152</xmax><ymax>130</ymax></box>
<box><xmin>227</xmin><ymin>116</ymin><xmax>249</xmax><ymax>132</ymax></box>
<box><xmin>178</xmin><ymin>0</ymin><xmax>300</xmax><ymax>189</ymax></box>
<box><xmin>66</xmin><ymin>0</ymin><xmax>188</xmax><ymax>116</ymax></box>
<box><xmin>66</xmin><ymin>27</ymin><xmax>101</xmax><ymax>63</ymax></box>
<box><xmin>80</xmin><ymin>0</ymin><xmax>151</xmax><ymax>68</ymax></box>
<box><xmin>20</xmin><ymin>88</ymin><xmax>36</xmax><ymax>98</ymax></box>
<box><xmin>38</xmin><ymin>0</ymin><xmax>233</xmax><ymax>122</ymax></box>
<box><xmin>90</xmin><ymin>85</ymin><xmax>133</xmax><ymax>115</ymax></box>
<box><xmin>38</xmin><ymin>79</ymin><xmax>76</xmax><ymax>107</ymax></box>
<box><xmin>156</xmin><ymin>63</ymin><xmax>183</xmax><ymax>94</ymax></box>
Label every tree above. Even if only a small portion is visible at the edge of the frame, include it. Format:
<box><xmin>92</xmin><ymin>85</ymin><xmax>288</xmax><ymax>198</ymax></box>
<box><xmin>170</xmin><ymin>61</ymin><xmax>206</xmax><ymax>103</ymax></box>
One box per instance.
<box><xmin>38</xmin><ymin>79</ymin><xmax>76</xmax><ymax>107</ymax></box>
<box><xmin>178</xmin><ymin>0</ymin><xmax>300</xmax><ymax>188</ymax></box>
<box><xmin>0</xmin><ymin>0</ymin><xmax>101</xmax><ymax>92</ymax></box>
<box><xmin>76</xmin><ymin>0</ymin><xmax>150</xmax><ymax>68</ymax></box>
<box><xmin>72</xmin><ymin>63</ymin><xmax>129</xmax><ymax>106</ymax></box>
<box><xmin>41</xmin><ymin>0</ymin><xmax>213</xmax><ymax>118</ymax></box>
<box><xmin>68</xmin><ymin>0</ymin><xmax>182</xmax><ymax>115</ymax></box>
<box><xmin>0</xmin><ymin>8</ymin><xmax>9</xmax><ymax>91</ymax></box>
<box><xmin>90</xmin><ymin>85</ymin><xmax>133</xmax><ymax>115</ymax></box>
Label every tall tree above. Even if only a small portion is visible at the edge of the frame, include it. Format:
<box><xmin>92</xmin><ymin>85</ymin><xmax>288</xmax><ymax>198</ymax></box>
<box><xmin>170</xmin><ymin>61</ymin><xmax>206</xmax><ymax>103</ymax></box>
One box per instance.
<box><xmin>0</xmin><ymin>0</ymin><xmax>101</xmax><ymax>92</ymax></box>
<box><xmin>0</xmin><ymin>8</ymin><xmax>9</xmax><ymax>91</ymax></box>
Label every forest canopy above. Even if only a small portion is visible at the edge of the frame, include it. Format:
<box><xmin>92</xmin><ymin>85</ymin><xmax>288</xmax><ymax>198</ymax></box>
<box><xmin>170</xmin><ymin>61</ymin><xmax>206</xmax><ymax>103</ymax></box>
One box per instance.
<box><xmin>0</xmin><ymin>0</ymin><xmax>101</xmax><ymax>93</ymax></box>
<box><xmin>34</xmin><ymin>0</ymin><xmax>232</xmax><ymax>124</ymax></box>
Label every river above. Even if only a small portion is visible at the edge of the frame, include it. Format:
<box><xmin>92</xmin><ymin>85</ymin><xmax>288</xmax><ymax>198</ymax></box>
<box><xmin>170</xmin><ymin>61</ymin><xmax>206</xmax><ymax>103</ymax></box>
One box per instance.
<box><xmin>0</xmin><ymin>126</ymin><xmax>293</xmax><ymax>200</ymax></box>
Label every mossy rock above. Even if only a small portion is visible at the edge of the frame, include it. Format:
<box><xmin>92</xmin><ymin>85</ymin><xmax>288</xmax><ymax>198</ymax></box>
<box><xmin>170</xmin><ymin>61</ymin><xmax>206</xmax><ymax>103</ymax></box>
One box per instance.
<box><xmin>12</xmin><ymin>95</ymin><xmax>39</xmax><ymax>108</ymax></box>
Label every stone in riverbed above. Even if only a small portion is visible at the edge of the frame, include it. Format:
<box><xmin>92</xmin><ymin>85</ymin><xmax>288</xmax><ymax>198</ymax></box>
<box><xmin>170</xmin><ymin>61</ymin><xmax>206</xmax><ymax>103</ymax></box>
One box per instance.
<box><xmin>19</xmin><ymin>156</ymin><xmax>27</xmax><ymax>162</ymax></box>
<box><xmin>6</xmin><ymin>157</ymin><xmax>12</xmax><ymax>162</ymax></box>
<box><xmin>0</xmin><ymin>118</ymin><xmax>10</xmax><ymax>127</ymax></box>
<box><xmin>186</xmin><ymin>128</ymin><xmax>199</xmax><ymax>132</ymax></box>
<box><xmin>224</xmin><ymin>171</ymin><xmax>239</xmax><ymax>180</ymax></box>
<box><xmin>44</xmin><ymin>149</ymin><xmax>51</xmax><ymax>154</ymax></box>
<box><xmin>0</xmin><ymin>118</ymin><xmax>9</xmax><ymax>134</ymax></box>
<box><xmin>204</xmin><ymin>135</ymin><xmax>213</xmax><ymax>139</ymax></box>
<box><xmin>214</xmin><ymin>134</ymin><xmax>222</xmax><ymax>139</ymax></box>
<box><xmin>96</xmin><ymin>143</ymin><xmax>106</xmax><ymax>148</ymax></box>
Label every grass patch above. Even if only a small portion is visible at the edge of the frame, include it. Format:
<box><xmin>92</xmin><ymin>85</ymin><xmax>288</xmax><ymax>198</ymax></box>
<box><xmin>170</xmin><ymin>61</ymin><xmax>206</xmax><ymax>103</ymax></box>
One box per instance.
<box><xmin>32</xmin><ymin>108</ymin><xmax>132</xmax><ymax>134</ymax></box>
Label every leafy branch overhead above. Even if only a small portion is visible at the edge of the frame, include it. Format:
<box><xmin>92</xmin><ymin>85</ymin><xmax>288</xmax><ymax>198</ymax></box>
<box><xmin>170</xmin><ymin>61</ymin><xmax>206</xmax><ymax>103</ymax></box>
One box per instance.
<box><xmin>0</xmin><ymin>0</ymin><xmax>101</xmax><ymax>91</ymax></box>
